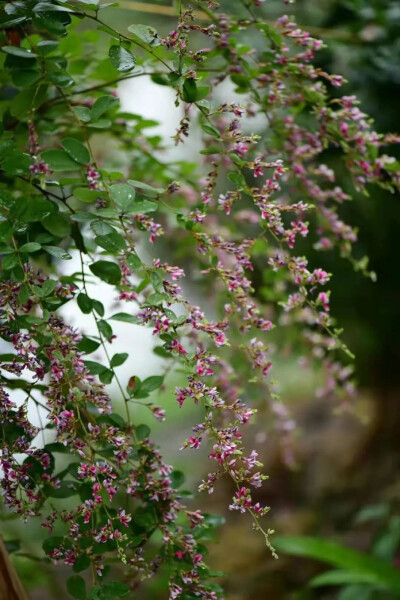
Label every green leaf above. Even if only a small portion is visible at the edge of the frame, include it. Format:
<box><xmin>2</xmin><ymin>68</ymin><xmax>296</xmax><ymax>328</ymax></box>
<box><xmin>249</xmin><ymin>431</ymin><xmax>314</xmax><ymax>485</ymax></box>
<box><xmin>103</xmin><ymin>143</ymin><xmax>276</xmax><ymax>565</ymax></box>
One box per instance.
<box><xmin>98</xmin><ymin>319</ymin><xmax>113</xmax><ymax>339</ymax></box>
<box><xmin>45</xmin><ymin>443</ymin><xmax>70</xmax><ymax>454</ymax></box>
<box><xmin>196</xmin><ymin>85</ymin><xmax>211</xmax><ymax>101</ymax></box>
<box><xmin>10</xmin><ymin>196</ymin><xmax>56</xmax><ymax>223</ymax></box>
<box><xmin>67</xmin><ymin>575</ymin><xmax>87</xmax><ymax>600</ymax></box>
<box><xmin>98</xmin><ymin>2</ymin><xmax>118</xmax><ymax>9</ymax></box>
<box><xmin>48</xmin><ymin>71</ymin><xmax>74</xmax><ymax>87</ymax></box>
<box><xmin>87</xmin><ymin>118</ymin><xmax>112</xmax><ymax>129</ymax></box>
<box><xmin>72</xmin><ymin>554</ymin><xmax>91</xmax><ymax>574</ymax></box>
<box><xmin>135</xmin><ymin>424</ymin><xmax>150</xmax><ymax>441</ymax></box>
<box><xmin>108</xmin><ymin>413</ymin><xmax>126</xmax><ymax>428</ymax></box>
<box><xmin>89</xmin><ymin>260</ymin><xmax>121</xmax><ymax>285</ymax></box>
<box><xmin>273</xmin><ymin>536</ymin><xmax>400</xmax><ymax>593</ymax></box>
<box><xmin>0</xmin><ymin>221</ymin><xmax>13</xmax><ymax>242</ymax></box>
<box><xmin>126</xmin><ymin>253</ymin><xmax>142</xmax><ymax>269</ymax></box>
<box><xmin>77</xmin><ymin>337</ymin><xmax>100</xmax><ymax>354</ymax></box>
<box><xmin>25</xmin><ymin>316</ymin><xmax>43</xmax><ymax>325</ymax></box>
<box><xmin>42</xmin><ymin>279</ymin><xmax>57</xmax><ymax>296</ymax></box>
<box><xmin>11</xmin><ymin>265</ymin><xmax>25</xmax><ymax>282</ymax></box>
<box><xmin>133</xmin><ymin>505</ymin><xmax>156</xmax><ymax>533</ymax></box>
<box><xmin>95</xmin><ymin>231</ymin><xmax>127</xmax><ymax>252</ymax></box>
<box><xmin>0</xmin><ymin>142</ymin><xmax>15</xmax><ymax>161</ymax></box>
<box><xmin>91</xmin><ymin>220</ymin><xmax>116</xmax><ymax>236</ymax></box>
<box><xmin>87</xmin><ymin>586</ymin><xmax>102</xmax><ymax>600</ymax></box>
<box><xmin>10</xmin><ymin>85</ymin><xmax>47</xmax><ymax>119</ymax></box>
<box><xmin>92</xmin><ymin>300</ymin><xmax>105</xmax><ymax>317</ymax></box>
<box><xmin>102</xmin><ymin>581</ymin><xmax>130</xmax><ymax>599</ymax></box>
<box><xmin>18</xmin><ymin>283</ymin><xmax>30</xmax><ymax>304</ymax></box>
<box><xmin>127</xmin><ymin>24</ymin><xmax>160</xmax><ymax>46</ymax></box>
<box><xmin>11</xmin><ymin>70</ymin><xmax>41</xmax><ymax>88</ymax></box>
<box><xmin>230</xmin><ymin>72</ymin><xmax>250</xmax><ymax>92</ymax></box>
<box><xmin>182</xmin><ymin>78</ymin><xmax>197</xmax><ymax>103</ymax></box>
<box><xmin>74</xmin><ymin>188</ymin><xmax>107</xmax><ymax>204</ymax></box>
<box><xmin>91</xmin><ymin>95</ymin><xmax>119</xmax><ymax>121</ymax></box>
<box><xmin>33</xmin><ymin>2</ymin><xmax>74</xmax><ymax>14</ymax></box>
<box><xmin>98</xmin><ymin>206</ymin><xmax>120</xmax><ymax>220</ymax></box>
<box><xmin>110</xmin><ymin>312</ymin><xmax>139</xmax><ymax>324</ymax></box>
<box><xmin>33</xmin><ymin>285</ymin><xmax>44</xmax><ymax>298</ymax></box>
<box><xmin>151</xmin><ymin>73</ymin><xmax>169</xmax><ymax>86</ymax></box>
<box><xmin>77</xmin><ymin>293</ymin><xmax>93</xmax><ymax>314</ymax></box>
<box><xmin>19</xmin><ymin>242</ymin><xmax>41</xmax><ymax>253</ymax></box>
<box><xmin>167</xmin><ymin>72</ymin><xmax>183</xmax><ymax>88</ymax></box>
<box><xmin>228</xmin><ymin>171</ymin><xmax>245</xmax><ymax>187</ymax></box>
<box><xmin>150</xmin><ymin>270</ymin><xmax>163</xmax><ymax>292</ymax></box>
<box><xmin>127</xmin><ymin>180</ymin><xmax>163</xmax><ymax>196</ymax></box>
<box><xmin>355</xmin><ymin>504</ymin><xmax>389</xmax><ymax>524</ymax></box>
<box><xmin>1</xmin><ymin>46</ymin><xmax>36</xmax><ymax>59</ymax></box>
<box><xmin>71</xmin><ymin>212</ymin><xmax>93</xmax><ymax>222</ymax></box>
<box><xmin>43</xmin><ymin>245</ymin><xmax>72</xmax><ymax>260</ymax></box>
<box><xmin>139</xmin><ymin>375</ymin><xmax>164</xmax><ymax>395</ymax></box>
<box><xmin>99</xmin><ymin>369</ymin><xmax>114</xmax><ymax>384</ymax></box>
<box><xmin>110</xmin><ymin>353</ymin><xmax>128</xmax><ymax>367</ymax></box>
<box><xmin>2</xmin><ymin>151</ymin><xmax>33</xmax><ymax>175</ymax></box>
<box><xmin>153</xmin><ymin>345</ymin><xmax>172</xmax><ymax>358</ymax></box>
<box><xmin>61</xmin><ymin>138</ymin><xmax>90</xmax><ymax>165</ymax></box>
<box><xmin>73</xmin><ymin>106</ymin><xmax>92</xmax><ymax>123</ymax></box>
<box><xmin>42</xmin><ymin>213</ymin><xmax>71</xmax><ymax>238</ymax></box>
<box><xmin>146</xmin><ymin>292</ymin><xmax>169</xmax><ymax>305</ymax></box>
<box><xmin>71</xmin><ymin>223</ymin><xmax>87</xmax><ymax>254</ymax></box>
<box><xmin>310</xmin><ymin>570</ymin><xmax>387</xmax><ymax>588</ymax></box>
<box><xmin>44</xmin><ymin>481</ymin><xmax>77</xmax><ymax>498</ymax></box>
<box><xmin>170</xmin><ymin>470</ymin><xmax>185</xmax><ymax>488</ymax></box>
<box><xmin>109</xmin><ymin>45</ymin><xmax>136</xmax><ymax>72</ymax></box>
<box><xmin>109</xmin><ymin>183</ymin><xmax>136</xmax><ymax>211</ymax></box>
<box><xmin>373</xmin><ymin>518</ymin><xmax>400</xmax><ymax>561</ymax></box>
<box><xmin>200</xmin><ymin>121</ymin><xmax>221</xmax><ymax>138</ymax></box>
<box><xmin>43</xmin><ymin>536</ymin><xmax>65</xmax><ymax>555</ymax></box>
<box><xmin>130</xmin><ymin>200</ymin><xmax>157</xmax><ymax>214</ymax></box>
<box><xmin>41</xmin><ymin>149</ymin><xmax>79</xmax><ymax>172</ymax></box>
<box><xmin>0</xmin><ymin>17</ymin><xmax>27</xmax><ymax>30</ymax></box>
<box><xmin>32</xmin><ymin>233</ymin><xmax>53</xmax><ymax>244</ymax></box>
<box><xmin>37</xmin><ymin>40</ymin><xmax>59</xmax><ymax>56</ymax></box>
<box><xmin>84</xmin><ymin>361</ymin><xmax>107</xmax><ymax>375</ymax></box>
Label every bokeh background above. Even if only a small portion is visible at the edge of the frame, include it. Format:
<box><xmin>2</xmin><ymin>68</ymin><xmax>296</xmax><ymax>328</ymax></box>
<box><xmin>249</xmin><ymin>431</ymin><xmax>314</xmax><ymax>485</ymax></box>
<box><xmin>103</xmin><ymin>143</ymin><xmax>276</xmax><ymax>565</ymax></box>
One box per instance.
<box><xmin>3</xmin><ymin>1</ymin><xmax>400</xmax><ymax>598</ymax></box>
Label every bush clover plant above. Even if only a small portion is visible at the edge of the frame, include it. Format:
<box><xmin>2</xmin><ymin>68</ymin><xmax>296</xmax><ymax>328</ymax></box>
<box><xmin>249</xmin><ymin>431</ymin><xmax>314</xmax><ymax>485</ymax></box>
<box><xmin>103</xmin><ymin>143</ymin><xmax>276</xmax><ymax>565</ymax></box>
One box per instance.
<box><xmin>0</xmin><ymin>0</ymin><xmax>399</xmax><ymax>598</ymax></box>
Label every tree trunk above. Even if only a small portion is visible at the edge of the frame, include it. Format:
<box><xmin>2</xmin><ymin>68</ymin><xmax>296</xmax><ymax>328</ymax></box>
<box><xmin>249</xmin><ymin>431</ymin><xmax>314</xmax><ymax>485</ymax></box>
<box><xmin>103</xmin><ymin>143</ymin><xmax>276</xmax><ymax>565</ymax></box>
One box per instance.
<box><xmin>0</xmin><ymin>538</ymin><xmax>29</xmax><ymax>600</ymax></box>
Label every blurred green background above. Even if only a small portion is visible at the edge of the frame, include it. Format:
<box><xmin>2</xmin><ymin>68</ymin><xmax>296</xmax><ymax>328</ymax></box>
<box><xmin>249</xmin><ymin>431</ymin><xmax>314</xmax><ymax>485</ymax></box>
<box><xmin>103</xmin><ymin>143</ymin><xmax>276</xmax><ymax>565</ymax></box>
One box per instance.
<box><xmin>5</xmin><ymin>1</ymin><xmax>400</xmax><ymax>598</ymax></box>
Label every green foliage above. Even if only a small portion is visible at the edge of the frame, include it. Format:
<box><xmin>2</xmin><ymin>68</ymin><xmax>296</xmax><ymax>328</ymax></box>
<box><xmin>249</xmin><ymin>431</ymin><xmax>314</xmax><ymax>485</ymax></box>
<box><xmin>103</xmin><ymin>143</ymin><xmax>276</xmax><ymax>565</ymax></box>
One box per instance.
<box><xmin>89</xmin><ymin>261</ymin><xmax>121</xmax><ymax>284</ymax></box>
<box><xmin>0</xmin><ymin>1</ymin><xmax>398</xmax><ymax>599</ymax></box>
<box><xmin>109</xmin><ymin>45</ymin><xmax>136</xmax><ymax>72</ymax></box>
<box><xmin>274</xmin><ymin>536</ymin><xmax>400</xmax><ymax>595</ymax></box>
<box><xmin>67</xmin><ymin>575</ymin><xmax>87</xmax><ymax>600</ymax></box>
<box><xmin>61</xmin><ymin>138</ymin><xmax>91</xmax><ymax>165</ymax></box>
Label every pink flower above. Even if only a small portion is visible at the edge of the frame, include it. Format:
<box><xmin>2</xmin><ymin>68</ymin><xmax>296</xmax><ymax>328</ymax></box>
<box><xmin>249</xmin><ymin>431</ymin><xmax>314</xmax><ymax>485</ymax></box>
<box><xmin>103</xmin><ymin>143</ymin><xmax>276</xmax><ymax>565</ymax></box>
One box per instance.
<box><xmin>151</xmin><ymin>406</ymin><xmax>166</xmax><ymax>421</ymax></box>
<box><xmin>170</xmin><ymin>583</ymin><xmax>182</xmax><ymax>599</ymax></box>
<box><xmin>214</xmin><ymin>332</ymin><xmax>227</xmax><ymax>346</ymax></box>
<box><xmin>309</xmin><ymin>268</ymin><xmax>330</xmax><ymax>285</ymax></box>
<box><xmin>187</xmin><ymin>436</ymin><xmax>201</xmax><ymax>449</ymax></box>
<box><xmin>233</xmin><ymin>142</ymin><xmax>248</xmax><ymax>156</ymax></box>
<box><xmin>170</xmin><ymin>338</ymin><xmax>187</xmax><ymax>354</ymax></box>
<box><xmin>118</xmin><ymin>509</ymin><xmax>131</xmax><ymax>527</ymax></box>
<box><xmin>317</xmin><ymin>291</ymin><xmax>330</xmax><ymax>310</ymax></box>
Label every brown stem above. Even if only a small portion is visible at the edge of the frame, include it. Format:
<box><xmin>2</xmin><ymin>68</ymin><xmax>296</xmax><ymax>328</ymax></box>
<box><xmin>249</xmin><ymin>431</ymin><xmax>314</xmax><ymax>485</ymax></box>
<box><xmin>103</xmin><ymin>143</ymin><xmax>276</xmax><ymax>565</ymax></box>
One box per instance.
<box><xmin>0</xmin><ymin>537</ymin><xmax>29</xmax><ymax>600</ymax></box>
